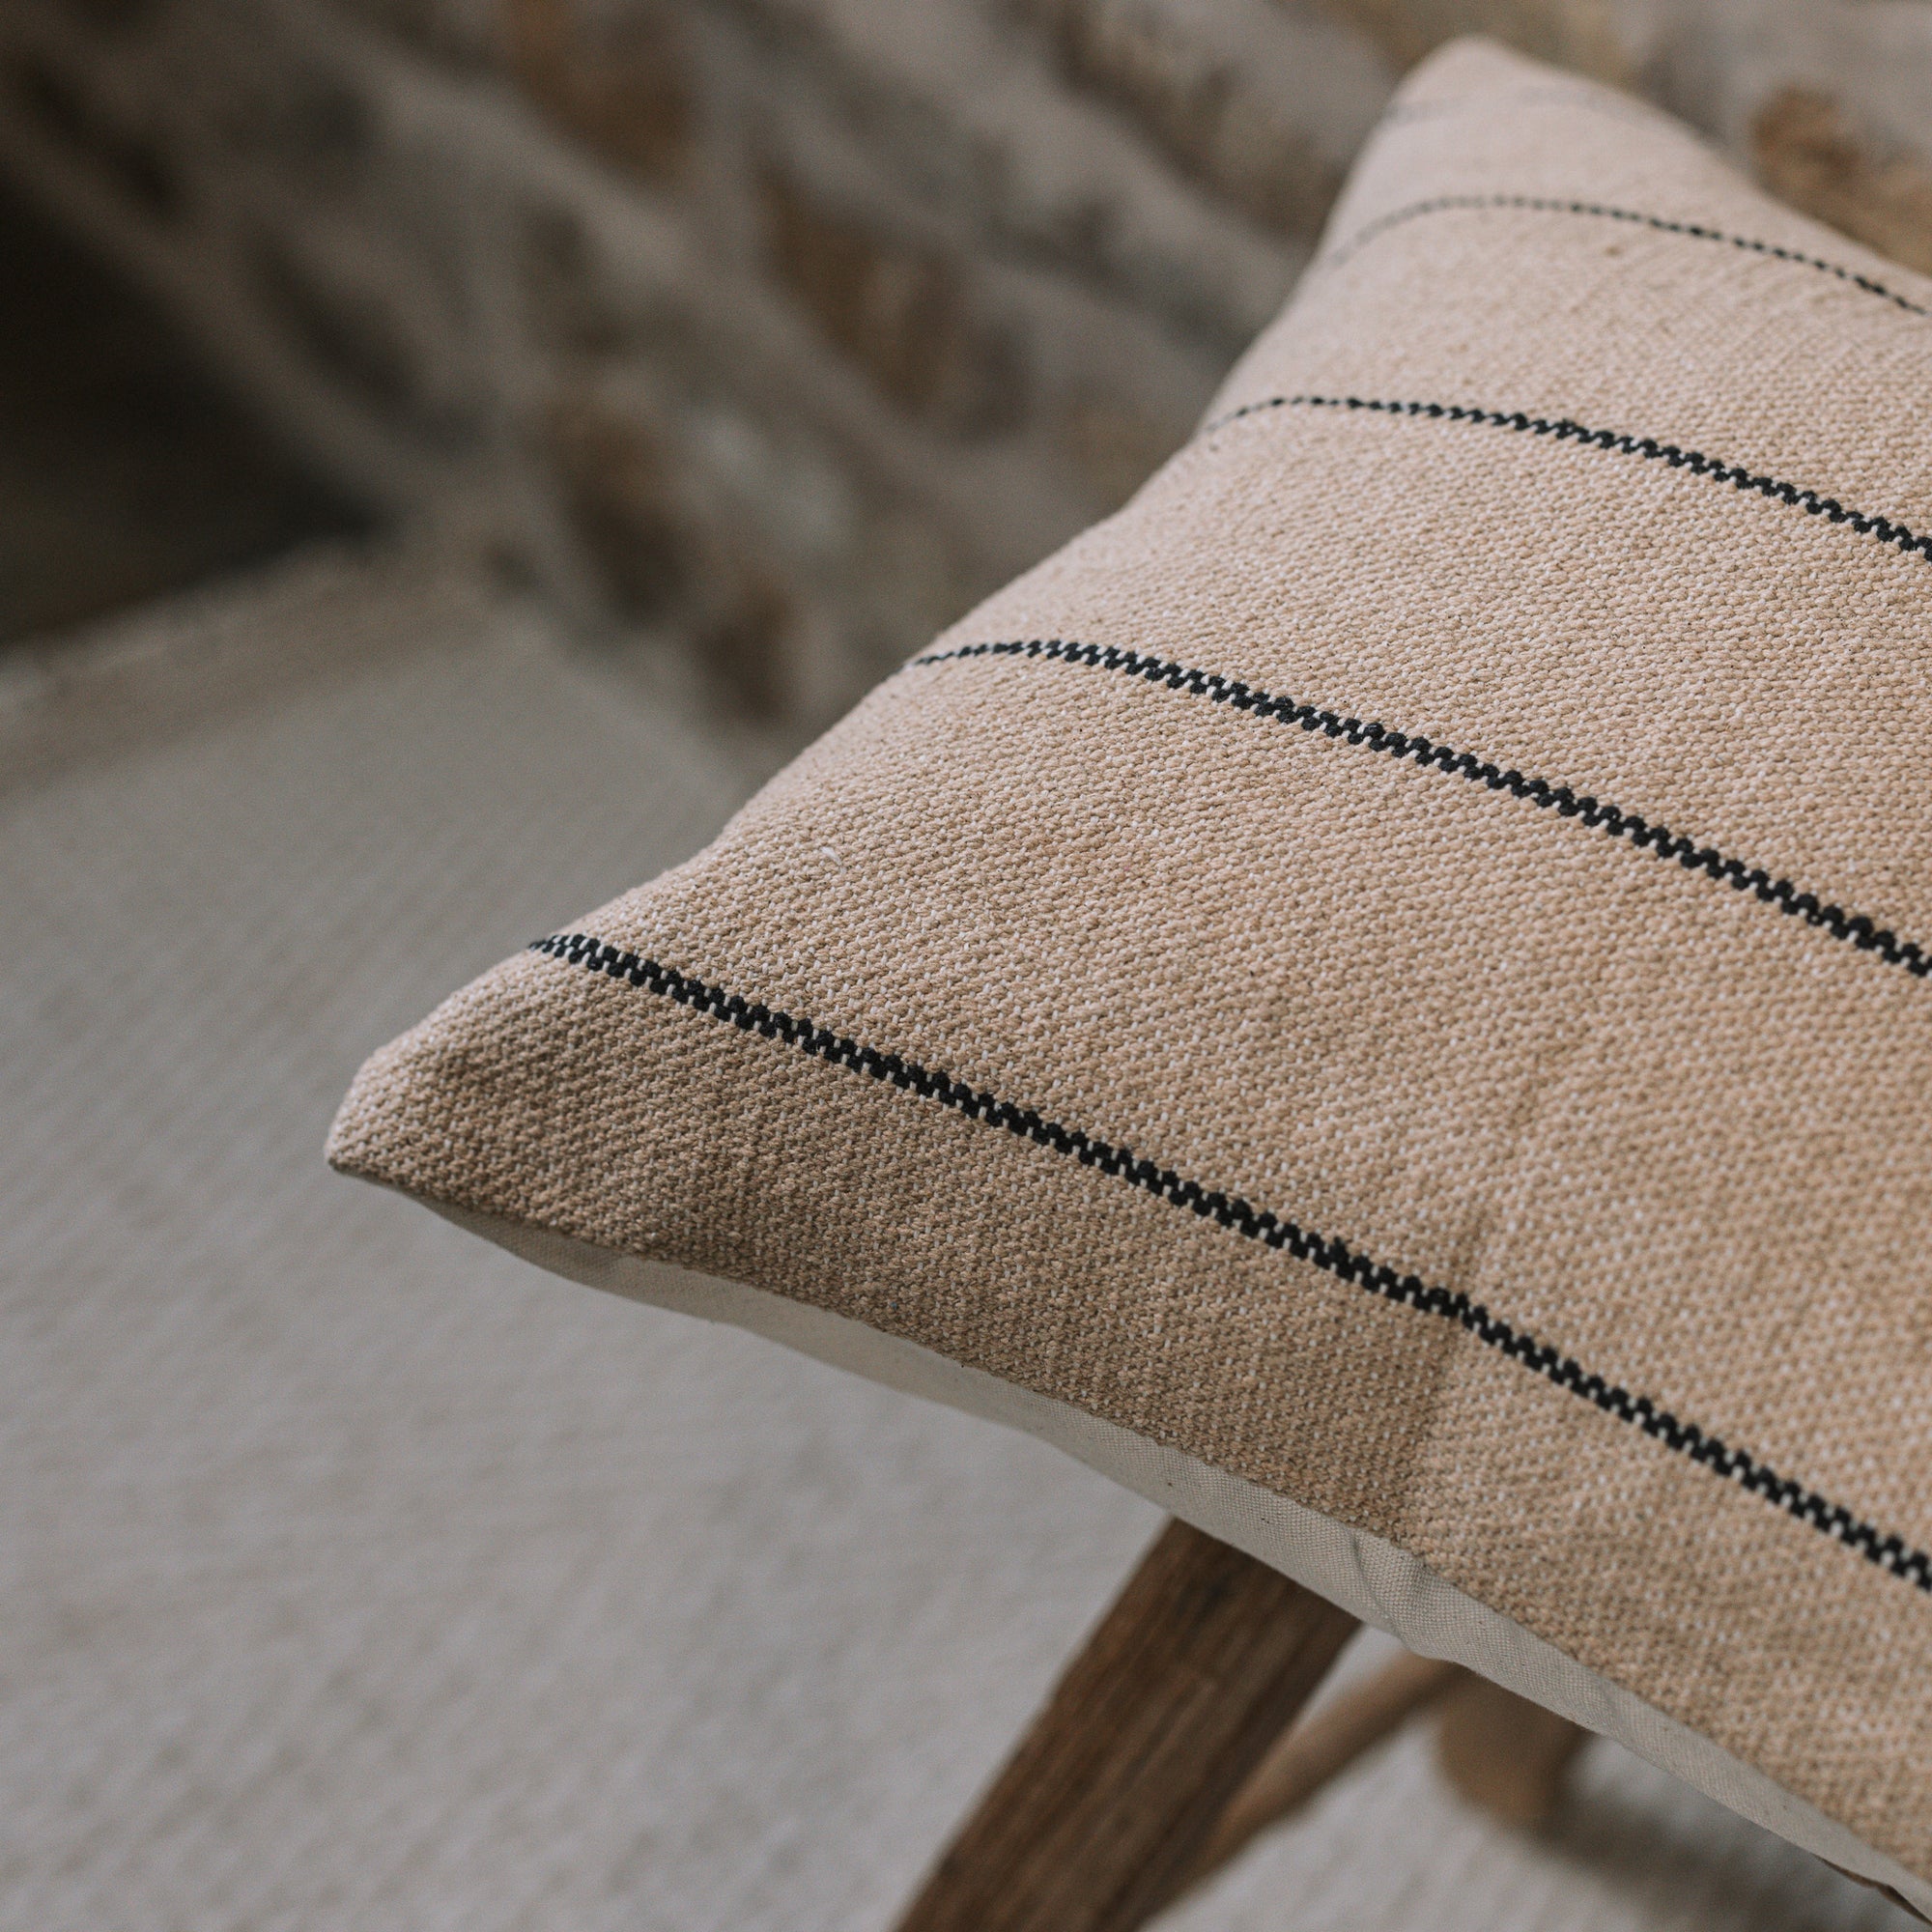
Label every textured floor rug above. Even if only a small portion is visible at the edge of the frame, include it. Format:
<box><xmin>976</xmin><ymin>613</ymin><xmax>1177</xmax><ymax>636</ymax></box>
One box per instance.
<box><xmin>0</xmin><ymin>551</ymin><xmax>1909</xmax><ymax>1930</ymax></box>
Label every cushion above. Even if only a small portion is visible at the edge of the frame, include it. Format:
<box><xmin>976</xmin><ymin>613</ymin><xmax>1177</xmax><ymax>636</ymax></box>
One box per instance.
<box><xmin>328</xmin><ymin>39</ymin><xmax>1932</xmax><ymax>1911</ymax></box>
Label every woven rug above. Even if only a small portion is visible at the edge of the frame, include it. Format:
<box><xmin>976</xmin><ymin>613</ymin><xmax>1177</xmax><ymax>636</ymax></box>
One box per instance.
<box><xmin>0</xmin><ymin>550</ymin><xmax>1907</xmax><ymax>1930</ymax></box>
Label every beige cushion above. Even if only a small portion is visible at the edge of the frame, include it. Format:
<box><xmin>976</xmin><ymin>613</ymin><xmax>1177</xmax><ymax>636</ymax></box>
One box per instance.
<box><xmin>329</xmin><ymin>40</ymin><xmax>1932</xmax><ymax>1911</ymax></box>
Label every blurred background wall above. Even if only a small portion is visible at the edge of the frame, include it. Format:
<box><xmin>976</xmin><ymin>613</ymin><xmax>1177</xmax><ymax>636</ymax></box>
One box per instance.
<box><xmin>0</xmin><ymin>0</ymin><xmax>1927</xmax><ymax>729</ymax></box>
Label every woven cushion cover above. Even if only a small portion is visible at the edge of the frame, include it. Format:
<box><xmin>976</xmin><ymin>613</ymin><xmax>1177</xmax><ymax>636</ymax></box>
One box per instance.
<box><xmin>330</xmin><ymin>42</ymin><xmax>1932</xmax><ymax>1906</ymax></box>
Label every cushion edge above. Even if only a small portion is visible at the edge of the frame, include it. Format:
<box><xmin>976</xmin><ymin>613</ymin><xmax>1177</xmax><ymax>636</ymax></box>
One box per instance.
<box><xmin>396</xmin><ymin>1180</ymin><xmax>1927</xmax><ymax>1914</ymax></box>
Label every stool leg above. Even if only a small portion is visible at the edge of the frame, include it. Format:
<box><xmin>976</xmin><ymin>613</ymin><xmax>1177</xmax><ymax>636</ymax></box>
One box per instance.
<box><xmin>1181</xmin><ymin>1651</ymin><xmax>1463</xmax><ymax>1894</ymax></box>
<box><xmin>891</xmin><ymin>1519</ymin><xmax>1359</xmax><ymax>1932</ymax></box>
<box><xmin>1435</xmin><ymin>1674</ymin><xmax>1589</xmax><ymax>1829</ymax></box>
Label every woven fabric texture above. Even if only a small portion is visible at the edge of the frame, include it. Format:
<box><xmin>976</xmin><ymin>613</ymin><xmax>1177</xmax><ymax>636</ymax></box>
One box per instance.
<box><xmin>329</xmin><ymin>41</ymin><xmax>1932</xmax><ymax>1888</ymax></box>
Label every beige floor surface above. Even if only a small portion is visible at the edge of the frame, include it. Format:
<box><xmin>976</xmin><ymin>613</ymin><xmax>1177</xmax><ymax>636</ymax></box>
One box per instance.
<box><xmin>0</xmin><ymin>552</ymin><xmax>1910</xmax><ymax>1931</ymax></box>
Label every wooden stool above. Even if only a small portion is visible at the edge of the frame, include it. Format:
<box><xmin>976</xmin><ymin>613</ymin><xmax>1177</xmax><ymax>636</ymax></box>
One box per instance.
<box><xmin>892</xmin><ymin>1519</ymin><xmax>1586</xmax><ymax>1932</ymax></box>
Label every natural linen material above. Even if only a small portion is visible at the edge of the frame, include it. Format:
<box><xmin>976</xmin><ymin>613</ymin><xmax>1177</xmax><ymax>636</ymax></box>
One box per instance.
<box><xmin>329</xmin><ymin>40</ymin><xmax>1932</xmax><ymax>1906</ymax></box>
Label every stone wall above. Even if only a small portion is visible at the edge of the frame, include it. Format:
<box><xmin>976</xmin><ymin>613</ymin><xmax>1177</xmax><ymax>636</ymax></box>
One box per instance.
<box><xmin>1</xmin><ymin>0</ymin><xmax>1926</xmax><ymax>726</ymax></box>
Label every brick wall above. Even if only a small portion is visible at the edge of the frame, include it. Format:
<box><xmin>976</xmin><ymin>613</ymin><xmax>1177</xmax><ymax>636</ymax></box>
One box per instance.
<box><xmin>1</xmin><ymin>0</ymin><xmax>1925</xmax><ymax>727</ymax></box>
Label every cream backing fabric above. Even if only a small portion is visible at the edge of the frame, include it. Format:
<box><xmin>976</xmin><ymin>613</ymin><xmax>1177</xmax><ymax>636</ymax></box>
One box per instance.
<box><xmin>331</xmin><ymin>42</ymin><xmax>1932</xmax><ymax>1898</ymax></box>
<box><xmin>431</xmin><ymin>1204</ymin><xmax>1931</xmax><ymax>1914</ymax></box>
